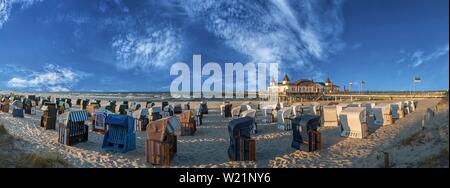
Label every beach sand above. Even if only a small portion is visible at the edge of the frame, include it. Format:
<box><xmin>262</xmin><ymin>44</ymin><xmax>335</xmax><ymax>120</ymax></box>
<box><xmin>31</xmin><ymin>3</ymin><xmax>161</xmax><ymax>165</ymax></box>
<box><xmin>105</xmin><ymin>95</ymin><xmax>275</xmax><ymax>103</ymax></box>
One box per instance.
<box><xmin>0</xmin><ymin>99</ymin><xmax>447</xmax><ymax>168</ymax></box>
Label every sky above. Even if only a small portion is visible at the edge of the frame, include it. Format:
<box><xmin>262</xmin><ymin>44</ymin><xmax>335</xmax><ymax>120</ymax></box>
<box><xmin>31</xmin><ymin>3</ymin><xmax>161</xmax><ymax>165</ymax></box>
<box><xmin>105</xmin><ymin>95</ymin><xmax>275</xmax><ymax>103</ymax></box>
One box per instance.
<box><xmin>0</xmin><ymin>0</ymin><xmax>448</xmax><ymax>92</ymax></box>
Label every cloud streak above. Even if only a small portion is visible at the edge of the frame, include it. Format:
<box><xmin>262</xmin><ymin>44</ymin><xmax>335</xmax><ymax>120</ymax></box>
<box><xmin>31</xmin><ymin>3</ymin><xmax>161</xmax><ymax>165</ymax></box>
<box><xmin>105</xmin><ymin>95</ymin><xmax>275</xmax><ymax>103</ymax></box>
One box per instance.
<box><xmin>397</xmin><ymin>45</ymin><xmax>449</xmax><ymax>67</ymax></box>
<box><xmin>0</xmin><ymin>0</ymin><xmax>43</xmax><ymax>28</ymax></box>
<box><xmin>112</xmin><ymin>26</ymin><xmax>183</xmax><ymax>70</ymax></box>
<box><xmin>7</xmin><ymin>64</ymin><xmax>89</xmax><ymax>91</ymax></box>
<box><xmin>178</xmin><ymin>0</ymin><xmax>344</xmax><ymax>79</ymax></box>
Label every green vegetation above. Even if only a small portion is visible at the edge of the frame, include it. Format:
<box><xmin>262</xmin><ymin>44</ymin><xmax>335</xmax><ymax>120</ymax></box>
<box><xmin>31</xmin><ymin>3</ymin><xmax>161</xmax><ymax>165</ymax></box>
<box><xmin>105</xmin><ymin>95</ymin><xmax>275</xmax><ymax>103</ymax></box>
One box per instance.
<box><xmin>0</xmin><ymin>123</ymin><xmax>70</xmax><ymax>168</ymax></box>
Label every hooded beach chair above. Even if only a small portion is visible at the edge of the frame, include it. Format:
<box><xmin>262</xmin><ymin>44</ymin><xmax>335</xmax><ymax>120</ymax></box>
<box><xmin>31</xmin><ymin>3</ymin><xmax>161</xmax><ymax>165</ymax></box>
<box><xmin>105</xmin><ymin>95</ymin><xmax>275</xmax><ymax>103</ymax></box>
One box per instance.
<box><xmin>180</xmin><ymin>110</ymin><xmax>196</xmax><ymax>136</ymax></box>
<box><xmin>146</xmin><ymin>117</ymin><xmax>177</xmax><ymax>165</ymax></box>
<box><xmin>1</xmin><ymin>97</ymin><xmax>10</xmax><ymax>113</ymax></box>
<box><xmin>291</xmin><ymin>115</ymin><xmax>321</xmax><ymax>151</ymax></box>
<box><xmin>12</xmin><ymin>100</ymin><xmax>24</xmax><ymax>118</ymax></box>
<box><xmin>182</xmin><ymin>102</ymin><xmax>190</xmax><ymax>110</ymax></box>
<box><xmin>223</xmin><ymin>103</ymin><xmax>232</xmax><ymax>117</ymax></box>
<box><xmin>227</xmin><ymin>117</ymin><xmax>256</xmax><ymax>161</ymax></box>
<box><xmin>40</xmin><ymin>103</ymin><xmax>57</xmax><ymax>130</ymax></box>
<box><xmin>260</xmin><ymin>102</ymin><xmax>277</xmax><ymax>123</ymax></box>
<box><xmin>199</xmin><ymin>101</ymin><xmax>208</xmax><ymax>114</ymax></box>
<box><xmin>132</xmin><ymin>108</ymin><xmax>149</xmax><ymax>131</ymax></box>
<box><xmin>173</xmin><ymin>103</ymin><xmax>182</xmax><ymax>114</ymax></box>
<box><xmin>93</xmin><ymin>109</ymin><xmax>109</xmax><ymax>133</ymax></box>
<box><xmin>163</xmin><ymin>104</ymin><xmax>174</xmax><ymax>117</ymax></box>
<box><xmin>220</xmin><ymin>102</ymin><xmax>229</xmax><ymax>116</ymax></box>
<box><xmin>23</xmin><ymin>99</ymin><xmax>34</xmax><ymax>115</ymax></box>
<box><xmin>339</xmin><ymin>107</ymin><xmax>368</xmax><ymax>139</ymax></box>
<box><xmin>373</xmin><ymin>103</ymin><xmax>392</xmax><ymax>126</ymax></box>
<box><xmin>389</xmin><ymin>102</ymin><xmax>403</xmax><ymax>120</ymax></box>
<box><xmin>291</xmin><ymin>103</ymin><xmax>303</xmax><ymax>117</ymax></box>
<box><xmin>58</xmin><ymin>110</ymin><xmax>89</xmax><ymax>146</ymax></box>
<box><xmin>240</xmin><ymin>109</ymin><xmax>257</xmax><ymax>134</ymax></box>
<box><xmin>277</xmin><ymin>107</ymin><xmax>293</xmax><ymax>130</ymax></box>
<box><xmin>322</xmin><ymin>105</ymin><xmax>338</xmax><ymax>127</ymax></box>
<box><xmin>149</xmin><ymin>106</ymin><xmax>162</xmax><ymax>121</ymax></box>
<box><xmin>102</xmin><ymin>114</ymin><xmax>136</xmax><ymax>153</ymax></box>
<box><xmin>231</xmin><ymin>106</ymin><xmax>241</xmax><ymax>117</ymax></box>
<box><xmin>87</xmin><ymin>101</ymin><xmax>100</xmax><ymax>117</ymax></box>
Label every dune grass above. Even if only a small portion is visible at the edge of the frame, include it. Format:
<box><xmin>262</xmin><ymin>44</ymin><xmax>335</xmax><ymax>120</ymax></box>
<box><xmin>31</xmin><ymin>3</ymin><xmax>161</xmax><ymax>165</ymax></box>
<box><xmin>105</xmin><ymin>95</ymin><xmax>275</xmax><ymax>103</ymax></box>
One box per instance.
<box><xmin>0</xmin><ymin>123</ymin><xmax>70</xmax><ymax>168</ymax></box>
<box><xmin>417</xmin><ymin>147</ymin><xmax>449</xmax><ymax>168</ymax></box>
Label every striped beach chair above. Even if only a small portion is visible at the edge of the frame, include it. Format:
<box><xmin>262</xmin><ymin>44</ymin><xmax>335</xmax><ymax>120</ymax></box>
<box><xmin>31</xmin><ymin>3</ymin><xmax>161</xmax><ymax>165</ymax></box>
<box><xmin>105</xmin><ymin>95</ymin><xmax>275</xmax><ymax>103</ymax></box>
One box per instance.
<box><xmin>58</xmin><ymin>110</ymin><xmax>89</xmax><ymax>146</ymax></box>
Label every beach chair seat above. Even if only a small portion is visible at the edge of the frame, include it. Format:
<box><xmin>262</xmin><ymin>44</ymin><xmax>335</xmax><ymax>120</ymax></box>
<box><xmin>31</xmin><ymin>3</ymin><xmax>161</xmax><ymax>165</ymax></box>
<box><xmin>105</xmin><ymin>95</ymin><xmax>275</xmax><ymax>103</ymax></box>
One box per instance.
<box><xmin>102</xmin><ymin>114</ymin><xmax>136</xmax><ymax>153</ymax></box>
<box><xmin>339</xmin><ymin>107</ymin><xmax>369</xmax><ymax>139</ymax></box>
<box><xmin>227</xmin><ymin>117</ymin><xmax>255</xmax><ymax>161</ymax></box>
<box><xmin>58</xmin><ymin>110</ymin><xmax>89</xmax><ymax>146</ymax></box>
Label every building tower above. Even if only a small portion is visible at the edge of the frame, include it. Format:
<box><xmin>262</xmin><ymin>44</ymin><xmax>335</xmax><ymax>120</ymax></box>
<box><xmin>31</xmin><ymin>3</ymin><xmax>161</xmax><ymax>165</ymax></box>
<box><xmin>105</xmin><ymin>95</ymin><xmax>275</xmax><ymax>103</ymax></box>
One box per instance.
<box><xmin>282</xmin><ymin>74</ymin><xmax>290</xmax><ymax>85</ymax></box>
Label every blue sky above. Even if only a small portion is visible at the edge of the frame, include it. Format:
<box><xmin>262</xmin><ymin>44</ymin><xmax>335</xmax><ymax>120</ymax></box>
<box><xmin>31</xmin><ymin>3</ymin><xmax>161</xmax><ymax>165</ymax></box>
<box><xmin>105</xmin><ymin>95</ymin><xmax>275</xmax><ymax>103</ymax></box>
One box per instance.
<box><xmin>0</xmin><ymin>0</ymin><xmax>448</xmax><ymax>92</ymax></box>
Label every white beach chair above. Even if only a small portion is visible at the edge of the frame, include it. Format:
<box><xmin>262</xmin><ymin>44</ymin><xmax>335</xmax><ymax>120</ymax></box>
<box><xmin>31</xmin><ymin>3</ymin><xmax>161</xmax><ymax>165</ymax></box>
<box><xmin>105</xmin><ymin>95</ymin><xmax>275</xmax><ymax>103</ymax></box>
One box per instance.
<box><xmin>373</xmin><ymin>103</ymin><xmax>392</xmax><ymax>126</ymax></box>
<box><xmin>339</xmin><ymin>107</ymin><xmax>368</xmax><ymax>139</ymax></box>
<box><xmin>322</xmin><ymin>105</ymin><xmax>338</xmax><ymax>127</ymax></box>
<box><xmin>277</xmin><ymin>107</ymin><xmax>292</xmax><ymax>130</ymax></box>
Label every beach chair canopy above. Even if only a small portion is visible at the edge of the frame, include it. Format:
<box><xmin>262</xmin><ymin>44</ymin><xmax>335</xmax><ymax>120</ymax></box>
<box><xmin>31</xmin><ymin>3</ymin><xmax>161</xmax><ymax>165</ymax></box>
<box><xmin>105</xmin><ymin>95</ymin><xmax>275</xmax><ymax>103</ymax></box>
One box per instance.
<box><xmin>12</xmin><ymin>100</ymin><xmax>23</xmax><ymax>109</ymax></box>
<box><xmin>167</xmin><ymin>116</ymin><xmax>181</xmax><ymax>135</ymax></box>
<box><xmin>240</xmin><ymin>109</ymin><xmax>256</xmax><ymax>118</ymax></box>
<box><xmin>340</xmin><ymin>107</ymin><xmax>366</xmax><ymax>125</ymax></box>
<box><xmin>132</xmin><ymin>108</ymin><xmax>148</xmax><ymax>119</ymax></box>
<box><xmin>292</xmin><ymin>115</ymin><xmax>321</xmax><ymax>132</ymax></box>
<box><xmin>180</xmin><ymin>110</ymin><xmax>193</xmax><ymax>123</ymax></box>
<box><xmin>147</xmin><ymin>118</ymin><xmax>169</xmax><ymax>142</ymax></box>
<box><xmin>336</xmin><ymin>103</ymin><xmax>349</xmax><ymax>116</ymax></box>
<box><xmin>373</xmin><ymin>103</ymin><xmax>391</xmax><ymax>115</ymax></box>
<box><xmin>68</xmin><ymin>110</ymin><xmax>88</xmax><ymax>122</ymax></box>
<box><xmin>228</xmin><ymin>117</ymin><xmax>253</xmax><ymax>139</ymax></box>
<box><xmin>106</xmin><ymin>114</ymin><xmax>134</xmax><ymax>127</ymax></box>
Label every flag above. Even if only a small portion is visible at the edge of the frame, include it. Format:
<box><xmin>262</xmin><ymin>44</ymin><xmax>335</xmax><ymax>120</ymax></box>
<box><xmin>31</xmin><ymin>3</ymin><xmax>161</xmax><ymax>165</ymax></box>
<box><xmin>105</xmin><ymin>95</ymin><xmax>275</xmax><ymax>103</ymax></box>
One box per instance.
<box><xmin>349</xmin><ymin>82</ymin><xmax>353</xmax><ymax>87</ymax></box>
<box><xmin>361</xmin><ymin>80</ymin><xmax>365</xmax><ymax>84</ymax></box>
<box><xmin>414</xmin><ymin>76</ymin><xmax>422</xmax><ymax>83</ymax></box>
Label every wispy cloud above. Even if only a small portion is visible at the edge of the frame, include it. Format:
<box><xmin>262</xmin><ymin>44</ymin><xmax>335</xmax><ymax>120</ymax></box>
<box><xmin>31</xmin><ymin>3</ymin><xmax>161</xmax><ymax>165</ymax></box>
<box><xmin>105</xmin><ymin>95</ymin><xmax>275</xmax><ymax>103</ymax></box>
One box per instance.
<box><xmin>0</xmin><ymin>0</ymin><xmax>43</xmax><ymax>28</ymax></box>
<box><xmin>112</xmin><ymin>26</ymin><xmax>183</xmax><ymax>70</ymax></box>
<box><xmin>178</xmin><ymin>0</ymin><xmax>344</xmax><ymax>79</ymax></box>
<box><xmin>6</xmin><ymin>64</ymin><xmax>89</xmax><ymax>91</ymax></box>
<box><xmin>397</xmin><ymin>45</ymin><xmax>449</xmax><ymax>67</ymax></box>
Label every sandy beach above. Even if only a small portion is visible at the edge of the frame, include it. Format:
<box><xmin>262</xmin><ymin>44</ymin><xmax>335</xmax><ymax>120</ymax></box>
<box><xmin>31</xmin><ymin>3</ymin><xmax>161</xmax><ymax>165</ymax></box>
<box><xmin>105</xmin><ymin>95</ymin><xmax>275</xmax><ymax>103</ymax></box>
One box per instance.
<box><xmin>0</xmin><ymin>98</ymin><xmax>448</xmax><ymax>168</ymax></box>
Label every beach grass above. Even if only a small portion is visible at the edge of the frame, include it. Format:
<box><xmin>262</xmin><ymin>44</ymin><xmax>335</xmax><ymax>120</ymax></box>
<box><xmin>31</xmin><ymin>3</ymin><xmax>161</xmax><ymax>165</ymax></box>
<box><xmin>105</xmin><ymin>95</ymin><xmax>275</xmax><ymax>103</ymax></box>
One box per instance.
<box><xmin>0</xmin><ymin>123</ymin><xmax>69</xmax><ymax>168</ymax></box>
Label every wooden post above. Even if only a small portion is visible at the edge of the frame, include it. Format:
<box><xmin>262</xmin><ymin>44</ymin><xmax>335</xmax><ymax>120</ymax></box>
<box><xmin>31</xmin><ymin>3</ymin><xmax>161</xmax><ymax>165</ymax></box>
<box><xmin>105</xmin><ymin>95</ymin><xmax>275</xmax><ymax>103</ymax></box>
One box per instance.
<box><xmin>383</xmin><ymin>152</ymin><xmax>390</xmax><ymax>168</ymax></box>
<box><xmin>422</xmin><ymin>117</ymin><xmax>425</xmax><ymax>131</ymax></box>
